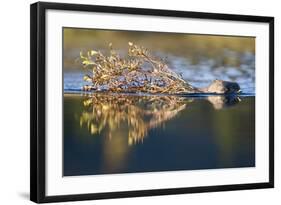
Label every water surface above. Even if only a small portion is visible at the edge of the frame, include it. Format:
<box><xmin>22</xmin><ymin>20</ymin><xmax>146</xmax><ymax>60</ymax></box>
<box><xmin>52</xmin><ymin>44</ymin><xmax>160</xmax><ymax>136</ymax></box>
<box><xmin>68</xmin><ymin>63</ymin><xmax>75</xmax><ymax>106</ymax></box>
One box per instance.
<box><xmin>63</xmin><ymin>93</ymin><xmax>255</xmax><ymax>176</ymax></box>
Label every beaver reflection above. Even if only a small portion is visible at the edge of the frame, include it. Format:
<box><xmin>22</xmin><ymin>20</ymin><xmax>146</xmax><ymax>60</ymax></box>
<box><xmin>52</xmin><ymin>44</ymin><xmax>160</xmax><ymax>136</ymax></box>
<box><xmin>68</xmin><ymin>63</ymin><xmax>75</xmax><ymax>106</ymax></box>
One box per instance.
<box><xmin>79</xmin><ymin>93</ymin><xmax>241</xmax><ymax>145</ymax></box>
<box><xmin>207</xmin><ymin>95</ymin><xmax>241</xmax><ymax>110</ymax></box>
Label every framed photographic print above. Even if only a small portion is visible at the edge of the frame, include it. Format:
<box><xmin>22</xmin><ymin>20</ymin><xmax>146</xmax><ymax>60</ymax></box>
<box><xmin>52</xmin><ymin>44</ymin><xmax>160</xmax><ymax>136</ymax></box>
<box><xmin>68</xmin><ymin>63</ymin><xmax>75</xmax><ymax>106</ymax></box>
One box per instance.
<box><xmin>30</xmin><ymin>1</ymin><xmax>274</xmax><ymax>203</ymax></box>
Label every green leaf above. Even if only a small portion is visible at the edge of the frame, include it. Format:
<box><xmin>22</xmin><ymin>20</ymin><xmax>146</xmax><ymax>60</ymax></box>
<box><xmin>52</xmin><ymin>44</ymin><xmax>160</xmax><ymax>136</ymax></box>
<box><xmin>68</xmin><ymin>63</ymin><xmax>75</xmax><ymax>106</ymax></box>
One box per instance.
<box><xmin>91</xmin><ymin>50</ymin><xmax>98</xmax><ymax>56</ymax></box>
<box><xmin>80</xmin><ymin>51</ymin><xmax>87</xmax><ymax>60</ymax></box>
<box><xmin>83</xmin><ymin>75</ymin><xmax>92</xmax><ymax>82</ymax></box>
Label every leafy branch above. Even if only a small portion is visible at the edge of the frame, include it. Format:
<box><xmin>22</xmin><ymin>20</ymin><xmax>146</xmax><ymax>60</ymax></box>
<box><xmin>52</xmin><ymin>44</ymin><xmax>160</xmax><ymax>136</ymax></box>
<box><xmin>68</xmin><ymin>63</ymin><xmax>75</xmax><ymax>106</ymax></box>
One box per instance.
<box><xmin>80</xmin><ymin>42</ymin><xmax>194</xmax><ymax>94</ymax></box>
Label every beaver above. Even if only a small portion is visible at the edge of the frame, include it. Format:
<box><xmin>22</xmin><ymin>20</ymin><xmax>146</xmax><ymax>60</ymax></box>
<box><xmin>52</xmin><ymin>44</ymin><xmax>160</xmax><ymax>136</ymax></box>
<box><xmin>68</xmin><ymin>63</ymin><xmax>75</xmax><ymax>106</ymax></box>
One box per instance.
<box><xmin>195</xmin><ymin>79</ymin><xmax>241</xmax><ymax>94</ymax></box>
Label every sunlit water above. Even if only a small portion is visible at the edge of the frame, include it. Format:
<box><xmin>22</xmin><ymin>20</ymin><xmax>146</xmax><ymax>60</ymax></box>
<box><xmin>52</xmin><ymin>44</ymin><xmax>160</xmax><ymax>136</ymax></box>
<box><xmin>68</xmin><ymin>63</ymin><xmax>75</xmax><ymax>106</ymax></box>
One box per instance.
<box><xmin>63</xmin><ymin>53</ymin><xmax>255</xmax><ymax>176</ymax></box>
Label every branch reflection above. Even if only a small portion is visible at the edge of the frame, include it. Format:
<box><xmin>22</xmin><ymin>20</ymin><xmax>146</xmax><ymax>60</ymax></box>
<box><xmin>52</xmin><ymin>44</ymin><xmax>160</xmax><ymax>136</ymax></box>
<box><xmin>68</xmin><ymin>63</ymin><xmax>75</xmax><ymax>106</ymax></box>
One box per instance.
<box><xmin>79</xmin><ymin>93</ymin><xmax>241</xmax><ymax>145</ymax></box>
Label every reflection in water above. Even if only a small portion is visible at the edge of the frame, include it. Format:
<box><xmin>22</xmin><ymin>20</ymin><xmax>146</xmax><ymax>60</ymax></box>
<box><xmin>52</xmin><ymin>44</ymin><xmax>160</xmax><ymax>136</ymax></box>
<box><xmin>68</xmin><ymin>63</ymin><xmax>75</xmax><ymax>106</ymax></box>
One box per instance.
<box><xmin>64</xmin><ymin>94</ymin><xmax>255</xmax><ymax>176</ymax></box>
<box><xmin>80</xmin><ymin>94</ymin><xmax>188</xmax><ymax>145</ymax></box>
<box><xmin>207</xmin><ymin>95</ymin><xmax>241</xmax><ymax>110</ymax></box>
<box><xmin>79</xmin><ymin>93</ymin><xmax>241</xmax><ymax>145</ymax></box>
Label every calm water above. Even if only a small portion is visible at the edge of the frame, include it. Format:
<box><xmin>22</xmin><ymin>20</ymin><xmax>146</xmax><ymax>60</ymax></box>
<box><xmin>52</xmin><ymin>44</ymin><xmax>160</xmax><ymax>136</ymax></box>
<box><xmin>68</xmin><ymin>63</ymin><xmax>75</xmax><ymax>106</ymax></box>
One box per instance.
<box><xmin>63</xmin><ymin>93</ymin><xmax>255</xmax><ymax>176</ymax></box>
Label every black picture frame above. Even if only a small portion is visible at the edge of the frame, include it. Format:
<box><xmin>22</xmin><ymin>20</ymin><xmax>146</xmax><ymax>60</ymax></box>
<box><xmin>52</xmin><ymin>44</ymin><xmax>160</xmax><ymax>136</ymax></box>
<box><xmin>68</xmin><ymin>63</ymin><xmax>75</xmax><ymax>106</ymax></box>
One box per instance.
<box><xmin>30</xmin><ymin>1</ymin><xmax>274</xmax><ymax>203</ymax></box>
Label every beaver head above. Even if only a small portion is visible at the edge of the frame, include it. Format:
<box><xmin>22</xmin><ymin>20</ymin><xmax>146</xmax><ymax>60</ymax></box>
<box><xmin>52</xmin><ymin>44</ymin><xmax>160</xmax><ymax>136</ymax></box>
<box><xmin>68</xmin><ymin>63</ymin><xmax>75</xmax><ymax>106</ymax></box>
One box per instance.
<box><xmin>206</xmin><ymin>80</ymin><xmax>241</xmax><ymax>94</ymax></box>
